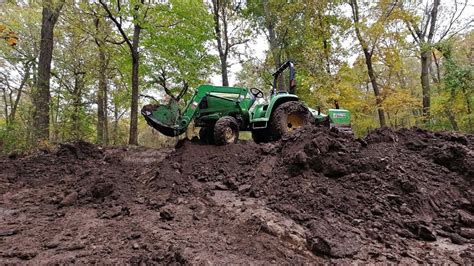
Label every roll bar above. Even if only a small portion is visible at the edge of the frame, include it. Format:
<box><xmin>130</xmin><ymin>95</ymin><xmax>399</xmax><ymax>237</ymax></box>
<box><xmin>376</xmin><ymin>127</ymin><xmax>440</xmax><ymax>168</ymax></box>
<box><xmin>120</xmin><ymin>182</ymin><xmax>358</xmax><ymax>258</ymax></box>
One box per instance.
<box><xmin>272</xmin><ymin>60</ymin><xmax>296</xmax><ymax>95</ymax></box>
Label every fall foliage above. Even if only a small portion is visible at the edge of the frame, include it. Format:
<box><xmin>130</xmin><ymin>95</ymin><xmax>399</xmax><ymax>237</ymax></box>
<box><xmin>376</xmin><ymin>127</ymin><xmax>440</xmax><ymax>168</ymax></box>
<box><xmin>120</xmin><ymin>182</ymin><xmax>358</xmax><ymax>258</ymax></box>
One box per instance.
<box><xmin>0</xmin><ymin>0</ymin><xmax>472</xmax><ymax>152</ymax></box>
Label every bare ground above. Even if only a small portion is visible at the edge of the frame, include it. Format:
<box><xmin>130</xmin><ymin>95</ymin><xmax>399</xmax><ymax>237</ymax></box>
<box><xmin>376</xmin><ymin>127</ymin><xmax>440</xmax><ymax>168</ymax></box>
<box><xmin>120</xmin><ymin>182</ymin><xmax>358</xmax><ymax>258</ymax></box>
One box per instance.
<box><xmin>0</xmin><ymin>126</ymin><xmax>473</xmax><ymax>264</ymax></box>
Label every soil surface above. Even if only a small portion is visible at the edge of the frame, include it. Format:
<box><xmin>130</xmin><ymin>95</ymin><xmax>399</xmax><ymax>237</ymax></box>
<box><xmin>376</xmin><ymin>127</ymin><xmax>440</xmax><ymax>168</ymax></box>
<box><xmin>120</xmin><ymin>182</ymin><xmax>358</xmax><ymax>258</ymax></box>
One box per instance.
<box><xmin>0</xmin><ymin>127</ymin><xmax>473</xmax><ymax>264</ymax></box>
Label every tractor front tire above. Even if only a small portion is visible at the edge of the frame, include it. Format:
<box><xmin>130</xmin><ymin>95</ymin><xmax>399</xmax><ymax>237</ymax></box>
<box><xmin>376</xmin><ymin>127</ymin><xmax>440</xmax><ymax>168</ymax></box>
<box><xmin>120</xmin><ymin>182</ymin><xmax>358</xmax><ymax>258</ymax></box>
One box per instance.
<box><xmin>270</xmin><ymin>101</ymin><xmax>311</xmax><ymax>140</ymax></box>
<box><xmin>199</xmin><ymin>127</ymin><xmax>214</xmax><ymax>144</ymax></box>
<box><xmin>214</xmin><ymin>116</ymin><xmax>239</xmax><ymax>145</ymax></box>
<box><xmin>252</xmin><ymin>129</ymin><xmax>272</xmax><ymax>143</ymax></box>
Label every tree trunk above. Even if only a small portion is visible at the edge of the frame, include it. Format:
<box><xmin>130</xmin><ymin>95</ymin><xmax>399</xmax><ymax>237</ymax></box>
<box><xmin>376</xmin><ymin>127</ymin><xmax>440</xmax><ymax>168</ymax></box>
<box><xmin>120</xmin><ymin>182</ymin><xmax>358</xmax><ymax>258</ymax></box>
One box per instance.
<box><xmin>420</xmin><ymin>50</ymin><xmax>431</xmax><ymax>119</ymax></box>
<box><xmin>350</xmin><ymin>0</ymin><xmax>385</xmax><ymax>127</ymax></box>
<box><xmin>95</xmin><ymin>14</ymin><xmax>108</xmax><ymax>145</ymax></box>
<box><xmin>98</xmin><ymin>0</ymin><xmax>143</xmax><ymax>145</ymax></box>
<box><xmin>52</xmin><ymin>85</ymin><xmax>61</xmax><ymax>142</ymax></box>
<box><xmin>317</xmin><ymin>10</ymin><xmax>331</xmax><ymax>74</ymax></box>
<box><xmin>103</xmin><ymin>78</ymin><xmax>109</xmax><ymax>144</ymax></box>
<box><xmin>72</xmin><ymin>72</ymin><xmax>84</xmax><ymax>139</ymax></box>
<box><xmin>113</xmin><ymin>105</ymin><xmax>119</xmax><ymax>145</ymax></box>
<box><xmin>212</xmin><ymin>0</ymin><xmax>229</xmax><ymax>87</ymax></box>
<box><xmin>268</xmin><ymin>26</ymin><xmax>283</xmax><ymax>90</ymax></box>
<box><xmin>97</xmin><ymin>45</ymin><xmax>107</xmax><ymax>144</ymax></box>
<box><xmin>33</xmin><ymin>0</ymin><xmax>64</xmax><ymax>140</ymax></box>
<box><xmin>444</xmin><ymin>110</ymin><xmax>459</xmax><ymax>131</ymax></box>
<box><xmin>31</xmin><ymin>60</ymin><xmax>37</xmax><ymax>87</ymax></box>
<box><xmin>220</xmin><ymin>54</ymin><xmax>229</xmax><ymax>86</ymax></box>
<box><xmin>363</xmin><ymin>50</ymin><xmax>386</xmax><ymax>127</ymax></box>
<box><xmin>1</xmin><ymin>87</ymin><xmax>8</xmax><ymax>125</ymax></box>
<box><xmin>417</xmin><ymin>0</ymin><xmax>439</xmax><ymax>121</ymax></box>
<box><xmin>262</xmin><ymin>0</ymin><xmax>284</xmax><ymax>91</ymax></box>
<box><xmin>10</xmin><ymin>63</ymin><xmax>30</xmax><ymax>123</ymax></box>
<box><xmin>128</xmin><ymin>24</ymin><xmax>141</xmax><ymax>145</ymax></box>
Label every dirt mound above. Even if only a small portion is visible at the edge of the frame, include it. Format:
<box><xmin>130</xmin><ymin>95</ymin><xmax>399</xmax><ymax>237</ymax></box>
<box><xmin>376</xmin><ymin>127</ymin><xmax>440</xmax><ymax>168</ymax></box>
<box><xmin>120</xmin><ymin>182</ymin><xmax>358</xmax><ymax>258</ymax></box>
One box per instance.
<box><xmin>55</xmin><ymin>140</ymin><xmax>104</xmax><ymax>160</ymax></box>
<box><xmin>365</xmin><ymin>127</ymin><xmax>473</xmax><ymax>177</ymax></box>
<box><xmin>151</xmin><ymin>126</ymin><xmax>473</xmax><ymax>262</ymax></box>
<box><xmin>254</xmin><ymin>126</ymin><xmax>473</xmax><ymax>261</ymax></box>
<box><xmin>0</xmin><ymin>128</ymin><xmax>472</xmax><ymax>263</ymax></box>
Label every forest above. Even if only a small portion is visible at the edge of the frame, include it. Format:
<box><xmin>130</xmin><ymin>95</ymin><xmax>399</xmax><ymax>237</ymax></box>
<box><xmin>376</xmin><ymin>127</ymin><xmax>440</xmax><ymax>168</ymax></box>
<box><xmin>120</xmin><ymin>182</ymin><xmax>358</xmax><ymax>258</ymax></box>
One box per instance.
<box><xmin>1</xmin><ymin>1</ymin><xmax>474</xmax><ymax>264</ymax></box>
<box><xmin>0</xmin><ymin>0</ymin><xmax>472</xmax><ymax>151</ymax></box>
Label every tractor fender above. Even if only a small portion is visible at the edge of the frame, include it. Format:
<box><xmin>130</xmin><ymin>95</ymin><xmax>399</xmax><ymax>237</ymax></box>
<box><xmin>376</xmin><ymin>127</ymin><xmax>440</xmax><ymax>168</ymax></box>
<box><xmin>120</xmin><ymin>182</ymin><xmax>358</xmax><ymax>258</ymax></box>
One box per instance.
<box><xmin>264</xmin><ymin>94</ymin><xmax>300</xmax><ymax>120</ymax></box>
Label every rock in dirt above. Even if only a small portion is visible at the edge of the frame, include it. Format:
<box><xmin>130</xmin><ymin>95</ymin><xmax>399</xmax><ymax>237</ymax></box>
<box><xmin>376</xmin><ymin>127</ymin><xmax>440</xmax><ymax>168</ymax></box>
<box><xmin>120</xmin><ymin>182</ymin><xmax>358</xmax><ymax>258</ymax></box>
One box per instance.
<box><xmin>223</xmin><ymin>177</ymin><xmax>238</xmax><ymax>190</ymax></box>
<box><xmin>99</xmin><ymin>206</ymin><xmax>130</xmax><ymax>219</ymax></box>
<box><xmin>63</xmin><ymin>242</ymin><xmax>86</xmax><ymax>251</ymax></box>
<box><xmin>418</xmin><ymin>225</ymin><xmax>437</xmax><ymax>241</ymax></box>
<box><xmin>56</xmin><ymin>141</ymin><xmax>103</xmax><ymax>160</ymax></box>
<box><xmin>0</xmin><ymin>229</ymin><xmax>18</xmax><ymax>237</ymax></box>
<box><xmin>459</xmin><ymin>228</ymin><xmax>474</xmax><ymax>239</ymax></box>
<box><xmin>406</xmin><ymin>222</ymin><xmax>437</xmax><ymax>241</ymax></box>
<box><xmin>44</xmin><ymin>241</ymin><xmax>60</xmax><ymax>249</ymax></box>
<box><xmin>160</xmin><ymin>208</ymin><xmax>175</xmax><ymax>221</ymax></box>
<box><xmin>447</xmin><ymin>233</ymin><xmax>467</xmax><ymax>245</ymax></box>
<box><xmin>238</xmin><ymin>184</ymin><xmax>252</xmax><ymax>192</ymax></box>
<box><xmin>90</xmin><ymin>179</ymin><xmax>114</xmax><ymax>199</ymax></box>
<box><xmin>306</xmin><ymin>219</ymin><xmax>362</xmax><ymax>258</ymax></box>
<box><xmin>3</xmin><ymin>250</ymin><xmax>38</xmax><ymax>260</ymax></box>
<box><xmin>458</xmin><ymin>210</ymin><xmax>474</xmax><ymax>227</ymax></box>
<box><xmin>60</xmin><ymin>191</ymin><xmax>78</xmax><ymax>207</ymax></box>
<box><xmin>306</xmin><ymin>236</ymin><xmax>331</xmax><ymax>256</ymax></box>
<box><xmin>399</xmin><ymin>204</ymin><xmax>414</xmax><ymax>215</ymax></box>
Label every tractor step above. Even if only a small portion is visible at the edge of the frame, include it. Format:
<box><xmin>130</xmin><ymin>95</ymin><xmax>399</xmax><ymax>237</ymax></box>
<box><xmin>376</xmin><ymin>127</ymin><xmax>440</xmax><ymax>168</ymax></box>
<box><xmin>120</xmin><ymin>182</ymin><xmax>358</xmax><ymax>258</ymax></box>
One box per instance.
<box><xmin>252</xmin><ymin>121</ymin><xmax>268</xmax><ymax>129</ymax></box>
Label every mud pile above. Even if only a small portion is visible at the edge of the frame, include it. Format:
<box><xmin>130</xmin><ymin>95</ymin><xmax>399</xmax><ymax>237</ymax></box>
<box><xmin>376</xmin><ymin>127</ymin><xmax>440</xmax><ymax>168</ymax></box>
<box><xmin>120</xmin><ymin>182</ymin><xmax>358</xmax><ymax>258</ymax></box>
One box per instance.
<box><xmin>0</xmin><ymin>127</ymin><xmax>472</xmax><ymax>263</ymax></box>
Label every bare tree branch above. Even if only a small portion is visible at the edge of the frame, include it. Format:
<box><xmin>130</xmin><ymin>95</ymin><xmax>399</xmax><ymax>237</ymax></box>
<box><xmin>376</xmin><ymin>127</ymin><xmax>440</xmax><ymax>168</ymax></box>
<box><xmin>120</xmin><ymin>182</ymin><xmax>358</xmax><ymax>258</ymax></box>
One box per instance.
<box><xmin>370</xmin><ymin>0</ymin><xmax>398</xmax><ymax>55</ymax></box>
<box><xmin>439</xmin><ymin>0</ymin><xmax>468</xmax><ymax>41</ymax></box>
<box><xmin>427</xmin><ymin>0</ymin><xmax>440</xmax><ymax>42</ymax></box>
<box><xmin>98</xmin><ymin>0</ymin><xmax>133</xmax><ymax>51</ymax></box>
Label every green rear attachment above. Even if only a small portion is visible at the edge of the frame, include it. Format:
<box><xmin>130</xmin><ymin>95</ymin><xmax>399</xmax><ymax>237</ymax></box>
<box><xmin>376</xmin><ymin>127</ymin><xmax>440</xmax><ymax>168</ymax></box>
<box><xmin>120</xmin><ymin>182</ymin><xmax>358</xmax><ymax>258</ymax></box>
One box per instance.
<box><xmin>328</xmin><ymin>109</ymin><xmax>352</xmax><ymax>133</ymax></box>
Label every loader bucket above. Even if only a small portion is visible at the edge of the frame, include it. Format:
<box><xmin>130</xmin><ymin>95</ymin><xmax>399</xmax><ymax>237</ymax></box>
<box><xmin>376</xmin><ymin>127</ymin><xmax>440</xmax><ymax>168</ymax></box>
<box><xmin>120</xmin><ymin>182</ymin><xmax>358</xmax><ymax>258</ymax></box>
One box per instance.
<box><xmin>141</xmin><ymin>99</ymin><xmax>185</xmax><ymax>137</ymax></box>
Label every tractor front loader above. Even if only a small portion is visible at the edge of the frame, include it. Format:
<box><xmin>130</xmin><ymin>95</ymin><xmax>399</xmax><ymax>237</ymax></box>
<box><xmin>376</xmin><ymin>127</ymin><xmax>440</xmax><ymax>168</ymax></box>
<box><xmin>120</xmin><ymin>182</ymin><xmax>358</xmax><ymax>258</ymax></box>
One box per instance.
<box><xmin>141</xmin><ymin>61</ymin><xmax>352</xmax><ymax>145</ymax></box>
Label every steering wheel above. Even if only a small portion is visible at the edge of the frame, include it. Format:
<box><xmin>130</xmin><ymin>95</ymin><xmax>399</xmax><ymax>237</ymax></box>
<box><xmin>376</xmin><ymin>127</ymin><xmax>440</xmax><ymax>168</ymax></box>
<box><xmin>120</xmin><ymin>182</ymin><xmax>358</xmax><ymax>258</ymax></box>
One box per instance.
<box><xmin>250</xmin><ymin>88</ymin><xmax>264</xmax><ymax>98</ymax></box>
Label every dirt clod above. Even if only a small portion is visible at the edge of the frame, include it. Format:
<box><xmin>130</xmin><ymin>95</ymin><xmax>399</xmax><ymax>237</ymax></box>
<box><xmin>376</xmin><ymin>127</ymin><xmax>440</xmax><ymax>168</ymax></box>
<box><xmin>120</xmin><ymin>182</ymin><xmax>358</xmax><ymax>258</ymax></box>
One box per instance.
<box><xmin>418</xmin><ymin>225</ymin><xmax>437</xmax><ymax>241</ymax></box>
<box><xmin>160</xmin><ymin>208</ymin><xmax>175</xmax><ymax>221</ymax></box>
<box><xmin>0</xmin><ymin>126</ymin><xmax>472</xmax><ymax>263</ymax></box>
<box><xmin>459</xmin><ymin>228</ymin><xmax>474</xmax><ymax>239</ymax></box>
<box><xmin>90</xmin><ymin>179</ymin><xmax>114</xmax><ymax>199</ymax></box>
<box><xmin>60</xmin><ymin>191</ymin><xmax>78</xmax><ymax>207</ymax></box>
<box><xmin>458</xmin><ymin>210</ymin><xmax>474</xmax><ymax>227</ymax></box>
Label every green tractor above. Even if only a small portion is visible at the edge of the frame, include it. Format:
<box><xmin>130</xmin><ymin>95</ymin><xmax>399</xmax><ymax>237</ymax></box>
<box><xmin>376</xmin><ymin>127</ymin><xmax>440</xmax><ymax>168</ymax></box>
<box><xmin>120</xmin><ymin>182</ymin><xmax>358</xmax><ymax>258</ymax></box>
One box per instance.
<box><xmin>141</xmin><ymin>61</ymin><xmax>351</xmax><ymax>145</ymax></box>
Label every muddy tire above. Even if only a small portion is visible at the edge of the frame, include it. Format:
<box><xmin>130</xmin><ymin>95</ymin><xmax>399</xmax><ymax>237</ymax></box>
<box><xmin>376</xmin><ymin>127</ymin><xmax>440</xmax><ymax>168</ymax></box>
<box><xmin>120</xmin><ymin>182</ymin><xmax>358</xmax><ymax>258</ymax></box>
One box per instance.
<box><xmin>199</xmin><ymin>127</ymin><xmax>214</xmax><ymax>144</ymax></box>
<box><xmin>214</xmin><ymin>116</ymin><xmax>239</xmax><ymax>145</ymax></box>
<box><xmin>270</xmin><ymin>101</ymin><xmax>311</xmax><ymax>140</ymax></box>
<box><xmin>252</xmin><ymin>129</ymin><xmax>272</xmax><ymax>143</ymax></box>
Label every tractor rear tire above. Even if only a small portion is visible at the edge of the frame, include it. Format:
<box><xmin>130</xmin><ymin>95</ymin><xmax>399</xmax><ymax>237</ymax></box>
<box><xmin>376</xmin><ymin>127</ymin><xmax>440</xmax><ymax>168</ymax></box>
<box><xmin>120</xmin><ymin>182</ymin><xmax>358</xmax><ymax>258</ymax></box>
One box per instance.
<box><xmin>214</xmin><ymin>116</ymin><xmax>239</xmax><ymax>145</ymax></box>
<box><xmin>270</xmin><ymin>101</ymin><xmax>311</xmax><ymax>140</ymax></box>
<box><xmin>199</xmin><ymin>127</ymin><xmax>214</xmax><ymax>144</ymax></box>
<box><xmin>252</xmin><ymin>129</ymin><xmax>272</xmax><ymax>143</ymax></box>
